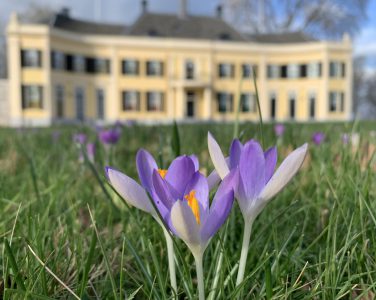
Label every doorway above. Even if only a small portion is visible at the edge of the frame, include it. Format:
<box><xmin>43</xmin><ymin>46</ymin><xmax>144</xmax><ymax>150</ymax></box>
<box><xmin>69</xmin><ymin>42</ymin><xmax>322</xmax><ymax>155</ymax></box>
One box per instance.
<box><xmin>186</xmin><ymin>91</ymin><xmax>195</xmax><ymax>118</ymax></box>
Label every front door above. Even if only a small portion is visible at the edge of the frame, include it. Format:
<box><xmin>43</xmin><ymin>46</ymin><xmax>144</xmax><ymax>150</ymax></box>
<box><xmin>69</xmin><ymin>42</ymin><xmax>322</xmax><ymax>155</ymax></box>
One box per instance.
<box><xmin>186</xmin><ymin>91</ymin><xmax>195</xmax><ymax>118</ymax></box>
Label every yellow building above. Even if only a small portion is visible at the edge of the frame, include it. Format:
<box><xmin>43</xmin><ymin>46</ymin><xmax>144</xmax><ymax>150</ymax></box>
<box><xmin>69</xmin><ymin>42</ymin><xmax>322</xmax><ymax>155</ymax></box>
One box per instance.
<box><xmin>5</xmin><ymin>1</ymin><xmax>352</xmax><ymax>126</ymax></box>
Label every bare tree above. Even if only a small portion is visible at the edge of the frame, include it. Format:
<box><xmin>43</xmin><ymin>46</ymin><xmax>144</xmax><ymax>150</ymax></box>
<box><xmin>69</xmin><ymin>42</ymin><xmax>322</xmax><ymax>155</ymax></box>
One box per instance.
<box><xmin>19</xmin><ymin>2</ymin><xmax>56</xmax><ymax>24</ymax></box>
<box><xmin>223</xmin><ymin>0</ymin><xmax>369</xmax><ymax>39</ymax></box>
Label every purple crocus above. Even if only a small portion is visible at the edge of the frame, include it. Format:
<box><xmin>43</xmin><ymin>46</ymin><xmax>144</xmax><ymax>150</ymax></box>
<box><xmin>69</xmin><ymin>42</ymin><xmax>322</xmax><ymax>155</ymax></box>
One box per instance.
<box><xmin>274</xmin><ymin>124</ymin><xmax>285</xmax><ymax>137</ymax></box>
<box><xmin>86</xmin><ymin>143</ymin><xmax>95</xmax><ymax>163</ymax></box>
<box><xmin>208</xmin><ymin>132</ymin><xmax>308</xmax><ymax>285</ymax></box>
<box><xmin>73</xmin><ymin>133</ymin><xmax>87</xmax><ymax>145</ymax></box>
<box><xmin>98</xmin><ymin>127</ymin><xmax>121</xmax><ymax>145</ymax></box>
<box><xmin>312</xmin><ymin>132</ymin><xmax>325</xmax><ymax>145</ymax></box>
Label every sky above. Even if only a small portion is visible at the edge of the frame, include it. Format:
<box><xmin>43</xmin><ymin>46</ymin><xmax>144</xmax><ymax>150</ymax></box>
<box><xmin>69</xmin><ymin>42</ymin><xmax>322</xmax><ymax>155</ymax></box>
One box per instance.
<box><xmin>0</xmin><ymin>0</ymin><xmax>376</xmax><ymax>69</ymax></box>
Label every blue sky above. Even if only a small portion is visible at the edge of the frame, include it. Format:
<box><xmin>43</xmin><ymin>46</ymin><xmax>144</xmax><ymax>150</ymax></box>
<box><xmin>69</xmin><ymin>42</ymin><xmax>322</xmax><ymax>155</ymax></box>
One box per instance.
<box><xmin>1</xmin><ymin>0</ymin><xmax>376</xmax><ymax>68</ymax></box>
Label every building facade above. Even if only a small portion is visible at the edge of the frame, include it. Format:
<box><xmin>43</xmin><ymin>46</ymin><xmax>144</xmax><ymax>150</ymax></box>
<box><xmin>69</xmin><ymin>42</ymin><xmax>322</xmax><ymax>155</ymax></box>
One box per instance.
<box><xmin>5</xmin><ymin>2</ymin><xmax>352</xmax><ymax>127</ymax></box>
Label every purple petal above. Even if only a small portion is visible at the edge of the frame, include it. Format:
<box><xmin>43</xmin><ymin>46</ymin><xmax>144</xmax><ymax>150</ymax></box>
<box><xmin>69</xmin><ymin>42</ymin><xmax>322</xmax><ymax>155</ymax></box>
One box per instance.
<box><xmin>170</xmin><ymin>200</ymin><xmax>201</xmax><ymax>246</ymax></box>
<box><xmin>200</xmin><ymin>169</ymin><xmax>237</xmax><ymax>241</ymax></box>
<box><xmin>105</xmin><ymin>167</ymin><xmax>154</xmax><ymax>214</ymax></box>
<box><xmin>229</xmin><ymin>139</ymin><xmax>243</xmax><ymax>169</ymax></box>
<box><xmin>264</xmin><ymin>147</ymin><xmax>277</xmax><ymax>184</ymax></box>
<box><xmin>189</xmin><ymin>155</ymin><xmax>199</xmax><ymax>171</ymax></box>
<box><xmin>207</xmin><ymin>169</ymin><xmax>221</xmax><ymax>190</ymax></box>
<box><xmin>136</xmin><ymin>149</ymin><xmax>158</xmax><ymax>194</ymax></box>
<box><xmin>260</xmin><ymin>143</ymin><xmax>308</xmax><ymax>202</ymax></box>
<box><xmin>183</xmin><ymin>171</ymin><xmax>209</xmax><ymax>212</ymax></box>
<box><xmin>152</xmin><ymin>169</ymin><xmax>176</xmax><ymax>209</ymax></box>
<box><xmin>208</xmin><ymin>132</ymin><xmax>230</xmax><ymax>179</ymax></box>
<box><xmin>165</xmin><ymin>156</ymin><xmax>195</xmax><ymax>197</ymax></box>
<box><xmin>239</xmin><ymin>140</ymin><xmax>266</xmax><ymax>199</ymax></box>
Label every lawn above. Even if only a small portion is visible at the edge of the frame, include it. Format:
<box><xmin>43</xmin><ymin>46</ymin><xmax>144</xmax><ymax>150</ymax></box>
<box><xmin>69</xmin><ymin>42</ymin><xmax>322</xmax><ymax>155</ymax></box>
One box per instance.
<box><xmin>0</xmin><ymin>121</ymin><xmax>375</xmax><ymax>299</ymax></box>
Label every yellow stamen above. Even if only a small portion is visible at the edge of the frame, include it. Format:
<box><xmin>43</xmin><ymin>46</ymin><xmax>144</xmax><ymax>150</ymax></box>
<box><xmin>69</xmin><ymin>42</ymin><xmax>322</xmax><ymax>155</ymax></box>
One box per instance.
<box><xmin>184</xmin><ymin>190</ymin><xmax>200</xmax><ymax>225</ymax></box>
<box><xmin>158</xmin><ymin>169</ymin><xmax>167</xmax><ymax>179</ymax></box>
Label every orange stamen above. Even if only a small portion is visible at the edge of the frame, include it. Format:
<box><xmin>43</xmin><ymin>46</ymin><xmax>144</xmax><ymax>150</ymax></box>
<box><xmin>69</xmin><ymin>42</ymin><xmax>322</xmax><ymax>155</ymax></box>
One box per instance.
<box><xmin>184</xmin><ymin>190</ymin><xmax>200</xmax><ymax>225</ymax></box>
<box><xmin>158</xmin><ymin>169</ymin><xmax>167</xmax><ymax>179</ymax></box>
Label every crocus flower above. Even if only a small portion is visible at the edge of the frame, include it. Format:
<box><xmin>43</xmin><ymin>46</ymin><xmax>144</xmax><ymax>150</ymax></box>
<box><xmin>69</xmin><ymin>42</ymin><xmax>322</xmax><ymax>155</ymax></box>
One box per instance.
<box><xmin>312</xmin><ymin>132</ymin><xmax>325</xmax><ymax>145</ymax></box>
<box><xmin>86</xmin><ymin>143</ymin><xmax>95</xmax><ymax>163</ymax></box>
<box><xmin>98</xmin><ymin>127</ymin><xmax>121</xmax><ymax>145</ymax></box>
<box><xmin>342</xmin><ymin>133</ymin><xmax>350</xmax><ymax>145</ymax></box>
<box><xmin>105</xmin><ymin>151</ymin><xmax>200</xmax><ymax>294</ymax></box>
<box><xmin>73</xmin><ymin>133</ymin><xmax>87</xmax><ymax>145</ymax></box>
<box><xmin>151</xmin><ymin>157</ymin><xmax>237</xmax><ymax>300</ymax></box>
<box><xmin>274</xmin><ymin>124</ymin><xmax>285</xmax><ymax>137</ymax></box>
<box><xmin>208</xmin><ymin>133</ymin><xmax>308</xmax><ymax>286</ymax></box>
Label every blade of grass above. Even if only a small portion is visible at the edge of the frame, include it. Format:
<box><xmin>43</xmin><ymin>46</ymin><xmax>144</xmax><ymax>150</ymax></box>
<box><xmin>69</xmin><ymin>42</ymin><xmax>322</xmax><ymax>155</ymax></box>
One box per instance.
<box><xmin>88</xmin><ymin>206</ymin><xmax>119</xmax><ymax>300</ymax></box>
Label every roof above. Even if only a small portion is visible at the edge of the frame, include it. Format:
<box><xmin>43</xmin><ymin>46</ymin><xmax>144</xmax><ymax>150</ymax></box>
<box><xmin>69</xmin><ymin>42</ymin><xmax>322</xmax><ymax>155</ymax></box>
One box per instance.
<box><xmin>127</xmin><ymin>13</ymin><xmax>246</xmax><ymax>41</ymax></box>
<box><xmin>51</xmin><ymin>12</ymin><xmax>246</xmax><ymax>41</ymax></box>
<box><xmin>50</xmin><ymin>12</ymin><xmax>315</xmax><ymax>44</ymax></box>
<box><xmin>246</xmin><ymin>32</ymin><xmax>316</xmax><ymax>43</ymax></box>
<box><xmin>52</xmin><ymin>14</ymin><xmax>129</xmax><ymax>35</ymax></box>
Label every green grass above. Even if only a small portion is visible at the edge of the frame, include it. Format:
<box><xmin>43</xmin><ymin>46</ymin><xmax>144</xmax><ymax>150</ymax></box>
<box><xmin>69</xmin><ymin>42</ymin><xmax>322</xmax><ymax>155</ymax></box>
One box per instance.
<box><xmin>0</xmin><ymin>121</ymin><xmax>375</xmax><ymax>299</ymax></box>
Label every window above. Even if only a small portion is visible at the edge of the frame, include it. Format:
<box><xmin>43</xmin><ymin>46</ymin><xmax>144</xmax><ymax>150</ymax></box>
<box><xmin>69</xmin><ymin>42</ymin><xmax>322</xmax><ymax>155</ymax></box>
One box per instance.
<box><xmin>51</xmin><ymin>51</ymin><xmax>65</xmax><ymax>70</ymax></box>
<box><xmin>94</xmin><ymin>59</ymin><xmax>110</xmax><ymax>74</ymax></box>
<box><xmin>65</xmin><ymin>55</ymin><xmax>73</xmax><ymax>71</ymax></box>
<box><xmin>73</xmin><ymin>55</ymin><xmax>85</xmax><ymax>72</ymax></box>
<box><xmin>289</xmin><ymin>92</ymin><xmax>296</xmax><ymax>119</ymax></box>
<box><xmin>308</xmin><ymin>93</ymin><xmax>316</xmax><ymax>119</ymax></box>
<box><xmin>300</xmin><ymin>64</ymin><xmax>307</xmax><ymax>78</ymax></box>
<box><xmin>267</xmin><ymin>65</ymin><xmax>279</xmax><ymax>78</ymax></box>
<box><xmin>22</xmin><ymin>85</ymin><xmax>43</xmax><ymax>109</ymax></box>
<box><xmin>146</xmin><ymin>61</ymin><xmax>164</xmax><ymax>76</ymax></box>
<box><xmin>218</xmin><ymin>63</ymin><xmax>234</xmax><ymax>78</ymax></box>
<box><xmin>329</xmin><ymin>61</ymin><xmax>345</xmax><ymax>78</ymax></box>
<box><xmin>122</xmin><ymin>91</ymin><xmax>140</xmax><ymax>111</ymax></box>
<box><xmin>147</xmin><ymin>92</ymin><xmax>164</xmax><ymax>111</ymax></box>
<box><xmin>280</xmin><ymin>65</ymin><xmax>287</xmax><ymax>78</ymax></box>
<box><xmin>21</xmin><ymin>49</ymin><xmax>41</xmax><ymax>67</ymax></box>
<box><xmin>216</xmin><ymin>92</ymin><xmax>233</xmax><ymax>113</ymax></box>
<box><xmin>75</xmin><ymin>87</ymin><xmax>85</xmax><ymax>121</ymax></box>
<box><xmin>287</xmin><ymin>64</ymin><xmax>299</xmax><ymax>78</ymax></box>
<box><xmin>185</xmin><ymin>60</ymin><xmax>195</xmax><ymax>79</ymax></box>
<box><xmin>270</xmin><ymin>93</ymin><xmax>276</xmax><ymax>119</ymax></box>
<box><xmin>96</xmin><ymin>89</ymin><xmax>105</xmax><ymax>119</ymax></box>
<box><xmin>122</xmin><ymin>60</ymin><xmax>139</xmax><ymax>75</ymax></box>
<box><xmin>242</xmin><ymin>64</ymin><xmax>257</xmax><ymax>78</ymax></box>
<box><xmin>240</xmin><ymin>93</ymin><xmax>256</xmax><ymax>112</ymax></box>
<box><xmin>329</xmin><ymin>91</ymin><xmax>345</xmax><ymax>112</ymax></box>
<box><xmin>55</xmin><ymin>85</ymin><xmax>64</xmax><ymax>118</ymax></box>
<box><xmin>308</xmin><ymin>62</ymin><xmax>322</xmax><ymax>78</ymax></box>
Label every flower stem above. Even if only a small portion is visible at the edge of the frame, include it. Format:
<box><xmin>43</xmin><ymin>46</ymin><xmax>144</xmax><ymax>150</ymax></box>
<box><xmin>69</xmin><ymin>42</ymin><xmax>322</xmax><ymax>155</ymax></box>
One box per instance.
<box><xmin>163</xmin><ymin>228</ymin><xmax>177</xmax><ymax>298</ymax></box>
<box><xmin>194</xmin><ymin>253</ymin><xmax>205</xmax><ymax>300</ymax></box>
<box><xmin>236</xmin><ymin>220</ymin><xmax>253</xmax><ymax>286</ymax></box>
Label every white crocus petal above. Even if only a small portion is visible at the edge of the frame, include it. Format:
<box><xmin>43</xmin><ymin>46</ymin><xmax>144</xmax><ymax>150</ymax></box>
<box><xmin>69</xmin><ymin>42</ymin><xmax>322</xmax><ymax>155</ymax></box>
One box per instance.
<box><xmin>171</xmin><ymin>201</ymin><xmax>201</xmax><ymax>247</ymax></box>
<box><xmin>208</xmin><ymin>132</ymin><xmax>230</xmax><ymax>180</ymax></box>
<box><xmin>107</xmin><ymin>168</ymin><xmax>154</xmax><ymax>214</ymax></box>
<box><xmin>259</xmin><ymin>143</ymin><xmax>308</xmax><ymax>202</ymax></box>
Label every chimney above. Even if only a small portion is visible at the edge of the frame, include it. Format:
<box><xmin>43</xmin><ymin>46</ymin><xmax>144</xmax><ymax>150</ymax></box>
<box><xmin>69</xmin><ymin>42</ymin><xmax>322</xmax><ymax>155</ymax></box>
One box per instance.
<box><xmin>60</xmin><ymin>7</ymin><xmax>70</xmax><ymax>17</ymax></box>
<box><xmin>141</xmin><ymin>0</ymin><xmax>148</xmax><ymax>14</ymax></box>
<box><xmin>216</xmin><ymin>5</ymin><xmax>223</xmax><ymax>19</ymax></box>
<box><xmin>179</xmin><ymin>0</ymin><xmax>188</xmax><ymax>19</ymax></box>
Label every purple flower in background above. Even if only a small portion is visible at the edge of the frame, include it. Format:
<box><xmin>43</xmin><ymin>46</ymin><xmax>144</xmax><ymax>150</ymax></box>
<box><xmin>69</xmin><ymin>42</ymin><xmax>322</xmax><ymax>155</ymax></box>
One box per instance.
<box><xmin>342</xmin><ymin>133</ymin><xmax>350</xmax><ymax>145</ymax></box>
<box><xmin>52</xmin><ymin>131</ymin><xmax>61</xmax><ymax>142</ymax></box>
<box><xmin>312</xmin><ymin>132</ymin><xmax>325</xmax><ymax>145</ymax></box>
<box><xmin>274</xmin><ymin>124</ymin><xmax>285</xmax><ymax>137</ymax></box>
<box><xmin>73</xmin><ymin>133</ymin><xmax>87</xmax><ymax>145</ymax></box>
<box><xmin>86</xmin><ymin>143</ymin><xmax>95</xmax><ymax>163</ymax></box>
<box><xmin>99</xmin><ymin>127</ymin><xmax>121</xmax><ymax>145</ymax></box>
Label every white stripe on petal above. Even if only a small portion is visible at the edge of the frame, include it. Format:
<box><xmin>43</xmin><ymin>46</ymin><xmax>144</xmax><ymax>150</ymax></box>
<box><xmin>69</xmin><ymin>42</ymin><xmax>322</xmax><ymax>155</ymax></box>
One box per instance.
<box><xmin>208</xmin><ymin>132</ymin><xmax>230</xmax><ymax>180</ymax></box>
<box><xmin>107</xmin><ymin>168</ymin><xmax>154</xmax><ymax>214</ymax></box>
<box><xmin>259</xmin><ymin>143</ymin><xmax>308</xmax><ymax>202</ymax></box>
<box><xmin>171</xmin><ymin>201</ymin><xmax>201</xmax><ymax>246</ymax></box>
